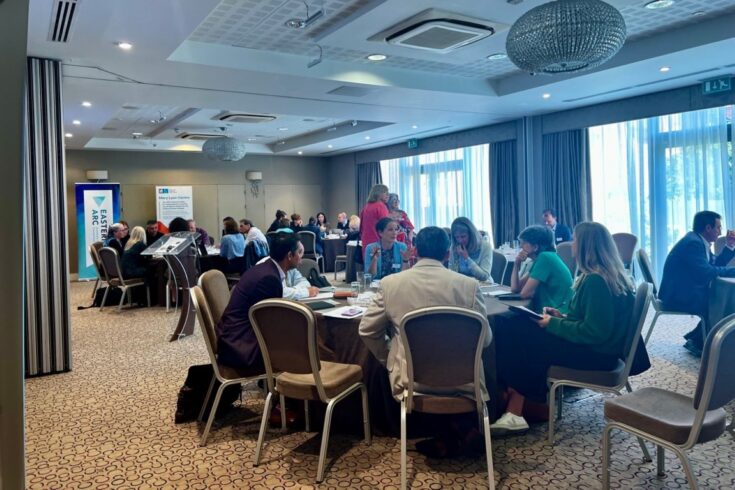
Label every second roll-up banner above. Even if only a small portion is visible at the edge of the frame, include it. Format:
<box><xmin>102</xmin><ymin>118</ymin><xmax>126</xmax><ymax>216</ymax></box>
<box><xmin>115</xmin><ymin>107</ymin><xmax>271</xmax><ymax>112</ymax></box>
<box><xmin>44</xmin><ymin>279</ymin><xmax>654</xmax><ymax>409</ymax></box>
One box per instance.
<box><xmin>156</xmin><ymin>186</ymin><xmax>193</xmax><ymax>233</ymax></box>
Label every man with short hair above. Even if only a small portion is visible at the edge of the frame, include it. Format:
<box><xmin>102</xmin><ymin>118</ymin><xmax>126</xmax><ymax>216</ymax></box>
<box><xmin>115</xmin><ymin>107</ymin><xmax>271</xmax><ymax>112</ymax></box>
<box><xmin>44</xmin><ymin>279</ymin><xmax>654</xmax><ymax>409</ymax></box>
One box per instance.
<box><xmin>145</xmin><ymin>220</ymin><xmax>164</xmax><ymax>244</ymax></box>
<box><xmin>187</xmin><ymin>219</ymin><xmax>210</xmax><ymax>251</ymax></box>
<box><xmin>290</xmin><ymin>213</ymin><xmax>304</xmax><ymax>233</ymax></box>
<box><xmin>659</xmin><ymin>210</ymin><xmax>735</xmax><ymax>355</ymax></box>
<box><xmin>104</xmin><ymin>223</ymin><xmax>126</xmax><ymax>256</ymax></box>
<box><xmin>256</xmin><ymin>241</ymin><xmax>318</xmax><ymax>300</ymax></box>
<box><xmin>239</xmin><ymin>219</ymin><xmax>267</xmax><ymax>246</ymax></box>
<box><xmin>359</xmin><ymin>226</ymin><xmax>489</xmax><ymax>400</ymax></box>
<box><xmin>336</xmin><ymin>212</ymin><xmax>349</xmax><ymax>232</ymax></box>
<box><xmin>216</xmin><ymin>233</ymin><xmax>303</xmax><ymax>370</ymax></box>
<box><xmin>542</xmin><ymin>209</ymin><xmax>572</xmax><ymax>244</ymax></box>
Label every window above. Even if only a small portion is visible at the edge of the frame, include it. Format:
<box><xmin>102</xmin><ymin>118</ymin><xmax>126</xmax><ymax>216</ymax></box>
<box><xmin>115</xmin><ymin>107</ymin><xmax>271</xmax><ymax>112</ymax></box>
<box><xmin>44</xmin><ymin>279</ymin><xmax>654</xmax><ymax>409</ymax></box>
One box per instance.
<box><xmin>589</xmin><ymin>105</ymin><xmax>733</xmax><ymax>278</ymax></box>
<box><xmin>380</xmin><ymin>144</ymin><xmax>492</xmax><ymax>238</ymax></box>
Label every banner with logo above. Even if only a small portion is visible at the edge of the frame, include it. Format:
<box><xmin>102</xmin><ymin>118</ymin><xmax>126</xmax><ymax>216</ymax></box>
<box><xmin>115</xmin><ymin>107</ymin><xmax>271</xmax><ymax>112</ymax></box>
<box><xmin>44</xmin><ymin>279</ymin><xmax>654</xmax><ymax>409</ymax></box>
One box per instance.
<box><xmin>75</xmin><ymin>183</ymin><xmax>121</xmax><ymax>280</ymax></box>
<box><xmin>156</xmin><ymin>186</ymin><xmax>193</xmax><ymax>233</ymax></box>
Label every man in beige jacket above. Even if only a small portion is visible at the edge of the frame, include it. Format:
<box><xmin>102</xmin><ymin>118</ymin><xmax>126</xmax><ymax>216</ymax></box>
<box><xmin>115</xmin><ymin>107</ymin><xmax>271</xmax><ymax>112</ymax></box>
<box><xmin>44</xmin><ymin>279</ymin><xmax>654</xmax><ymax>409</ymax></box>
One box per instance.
<box><xmin>359</xmin><ymin>226</ymin><xmax>490</xmax><ymax>401</ymax></box>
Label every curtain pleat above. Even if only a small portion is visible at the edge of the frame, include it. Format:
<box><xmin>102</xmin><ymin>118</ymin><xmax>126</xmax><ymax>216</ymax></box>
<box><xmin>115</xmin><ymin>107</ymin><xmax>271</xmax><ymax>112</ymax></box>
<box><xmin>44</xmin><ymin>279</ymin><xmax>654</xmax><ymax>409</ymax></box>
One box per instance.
<box><xmin>24</xmin><ymin>57</ymin><xmax>71</xmax><ymax>376</ymax></box>
<box><xmin>356</xmin><ymin>162</ymin><xmax>382</xmax><ymax>210</ymax></box>
<box><xmin>541</xmin><ymin>129</ymin><xmax>591</xmax><ymax>229</ymax></box>
<box><xmin>491</xmin><ymin>140</ymin><xmax>519</xmax><ymax>245</ymax></box>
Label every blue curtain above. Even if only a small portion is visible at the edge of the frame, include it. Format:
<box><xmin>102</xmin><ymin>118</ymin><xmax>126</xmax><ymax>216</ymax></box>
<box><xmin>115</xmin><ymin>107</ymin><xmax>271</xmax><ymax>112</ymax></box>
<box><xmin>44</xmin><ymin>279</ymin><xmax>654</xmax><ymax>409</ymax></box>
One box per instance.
<box><xmin>491</xmin><ymin>140</ymin><xmax>519</xmax><ymax>245</ymax></box>
<box><xmin>589</xmin><ymin>105</ymin><xmax>733</xmax><ymax>279</ymax></box>
<box><xmin>381</xmin><ymin>144</ymin><xmax>492</xmax><ymax>242</ymax></box>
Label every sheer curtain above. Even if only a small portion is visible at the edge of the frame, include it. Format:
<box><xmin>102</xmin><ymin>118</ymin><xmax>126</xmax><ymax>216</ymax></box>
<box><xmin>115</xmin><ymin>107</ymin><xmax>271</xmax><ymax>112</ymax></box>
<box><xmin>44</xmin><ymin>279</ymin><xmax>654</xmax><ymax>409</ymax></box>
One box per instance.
<box><xmin>589</xmin><ymin>105</ymin><xmax>733</xmax><ymax>279</ymax></box>
<box><xmin>381</xmin><ymin>144</ymin><xmax>493</xmax><ymax>243</ymax></box>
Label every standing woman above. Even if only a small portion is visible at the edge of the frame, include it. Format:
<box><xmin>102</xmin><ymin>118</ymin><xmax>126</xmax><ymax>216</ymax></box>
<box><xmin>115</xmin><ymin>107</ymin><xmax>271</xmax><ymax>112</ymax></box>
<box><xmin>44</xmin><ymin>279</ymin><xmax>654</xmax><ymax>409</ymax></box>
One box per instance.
<box><xmin>121</xmin><ymin>226</ymin><xmax>148</xmax><ymax>278</ymax></box>
<box><xmin>387</xmin><ymin>193</ymin><xmax>414</xmax><ymax>244</ymax></box>
<box><xmin>364</xmin><ymin>218</ymin><xmax>412</xmax><ymax>280</ymax></box>
<box><xmin>448</xmin><ymin>217</ymin><xmax>492</xmax><ymax>282</ymax></box>
<box><xmin>359</xmin><ymin>184</ymin><xmax>390</xmax><ymax>253</ymax></box>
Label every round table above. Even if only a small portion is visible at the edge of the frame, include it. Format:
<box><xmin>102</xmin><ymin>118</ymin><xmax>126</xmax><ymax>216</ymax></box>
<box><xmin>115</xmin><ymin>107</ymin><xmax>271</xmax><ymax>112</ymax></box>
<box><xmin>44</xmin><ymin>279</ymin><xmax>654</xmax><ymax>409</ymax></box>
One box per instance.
<box><xmin>322</xmin><ymin>237</ymin><xmax>347</xmax><ymax>273</ymax></box>
<box><xmin>709</xmin><ymin>276</ymin><xmax>735</xmax><ymax>327</ymax></box>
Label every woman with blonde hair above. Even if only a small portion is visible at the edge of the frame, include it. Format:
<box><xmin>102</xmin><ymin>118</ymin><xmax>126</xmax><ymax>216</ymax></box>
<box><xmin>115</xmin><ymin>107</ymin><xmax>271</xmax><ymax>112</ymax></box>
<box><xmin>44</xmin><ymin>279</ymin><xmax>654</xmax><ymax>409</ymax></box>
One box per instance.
<box><xmin>359</xmin><ymin>183</ymin><xmax>390</xmax><ymax>252</ymax></box>
<box><xmin>491</xmin><ymin>221</ymin><xmax>641</xmax><ymax>434</ymax></box>
<box><xmin>121</xmin><ymin>226</ymin><xmax>148</xmax><ymax>278</ymax></box>
<box><xmin>346</xmin><ymin>215</ymin><xmax>361</xmax><ymax>241</ymax></box>
<box><xmin>448</xmin><ymin>217</ymin><xmax>492</xmax><ymax>282</ymax></box>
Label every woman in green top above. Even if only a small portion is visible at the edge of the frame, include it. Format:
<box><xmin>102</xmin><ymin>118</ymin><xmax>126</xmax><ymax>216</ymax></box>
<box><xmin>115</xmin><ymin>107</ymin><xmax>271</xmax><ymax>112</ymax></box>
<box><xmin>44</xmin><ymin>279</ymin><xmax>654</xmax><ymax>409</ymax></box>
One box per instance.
<box><xmin>491</xmin><ymin>222</ymin><xmax>637</xmax><ymax>434</ymax></box>
<box><xmin>510</xmin><ymin>225</ymin><xmax>573</xmax><ymax>312</ymax></box>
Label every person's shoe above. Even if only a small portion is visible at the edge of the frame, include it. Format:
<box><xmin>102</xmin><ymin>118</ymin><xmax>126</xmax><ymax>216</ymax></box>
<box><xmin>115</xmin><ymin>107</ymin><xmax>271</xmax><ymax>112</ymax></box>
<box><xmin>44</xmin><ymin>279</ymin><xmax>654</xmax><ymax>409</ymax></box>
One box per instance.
<box><xmin>683</xmin><ymin>339</ymin><xmax>702</xmax><ymax>358</ymax></box>
<box><xmin>490</xmin><ymin>412</ymin><xmax>529</xmax><ymax>435</ymax></box>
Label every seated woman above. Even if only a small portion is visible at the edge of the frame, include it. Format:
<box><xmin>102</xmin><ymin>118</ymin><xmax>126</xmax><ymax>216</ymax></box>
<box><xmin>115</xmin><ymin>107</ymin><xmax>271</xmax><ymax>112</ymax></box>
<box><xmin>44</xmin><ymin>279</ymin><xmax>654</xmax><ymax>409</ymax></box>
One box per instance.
<box><xmin>305</xmin><ymin>216</ymin><xmax>324</xmax><ymax>255</ymax></box>
<box><xmin>448</xmin><ymin>217</ymin><xmax>492</xmax><ymax>282</ymax></box>
<box><xmin>346</xmin><ymin>215</ymin><xmax>361</xmax><ymax>241</ymax></box>
<box><xmin>492</xmin><ymin>222</ymin><xmax>637</xmax><ymax>434</ymax></box>
<box><xmin>364</xmin><ymin>217</ymin><xmax>412</xmax><ymax>280</ymax></box>
<box><xmin>510</xmin><ymin>225</ymin><xmax>573</xmax><ymax>312</ymax></box>
<box><xmin>121</xmin><ymin>226</ymin><xmax>148</xmax><ymax>278</ymax></box>
<box><xmin>219</xmin><ymin>217</ymin><xmax>245</xmax><ymax>260</ymax></box>
<box><xmin>315</xmin><ymin>212</ymin><xmax>329</xmax><ymax>236</ymax></box>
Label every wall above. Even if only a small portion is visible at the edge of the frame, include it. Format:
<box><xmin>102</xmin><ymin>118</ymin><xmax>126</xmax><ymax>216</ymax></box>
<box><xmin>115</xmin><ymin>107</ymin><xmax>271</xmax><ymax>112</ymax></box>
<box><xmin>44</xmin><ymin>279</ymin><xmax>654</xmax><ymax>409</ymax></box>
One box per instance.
<box><xmin>66</xmin><ymin>150</ymin><xmax>328</xmax><ymax>274</ymax></box>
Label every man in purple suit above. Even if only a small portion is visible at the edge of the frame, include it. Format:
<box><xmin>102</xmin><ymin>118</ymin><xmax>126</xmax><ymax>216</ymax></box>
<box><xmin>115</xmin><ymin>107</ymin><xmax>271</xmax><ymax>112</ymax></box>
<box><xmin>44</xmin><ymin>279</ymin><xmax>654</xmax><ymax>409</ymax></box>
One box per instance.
<box><xmin>216</xmin><ymin>232</ymin><xmax>304</xmax><ymax>370</ymax></box>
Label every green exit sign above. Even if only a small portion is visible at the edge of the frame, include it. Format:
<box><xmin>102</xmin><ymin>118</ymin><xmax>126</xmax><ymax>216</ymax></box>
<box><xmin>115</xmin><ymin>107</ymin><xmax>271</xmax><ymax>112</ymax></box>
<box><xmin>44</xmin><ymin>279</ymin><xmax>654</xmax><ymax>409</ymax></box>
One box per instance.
<box><xmin>407</xmin><ymin>138</ymin><xmax>419</xmax><ymax>149</ymax></box>
<box><xmin>702</xmin><ymin>76</ymin><xmax>732</xmax><ymax>95</ymax></box>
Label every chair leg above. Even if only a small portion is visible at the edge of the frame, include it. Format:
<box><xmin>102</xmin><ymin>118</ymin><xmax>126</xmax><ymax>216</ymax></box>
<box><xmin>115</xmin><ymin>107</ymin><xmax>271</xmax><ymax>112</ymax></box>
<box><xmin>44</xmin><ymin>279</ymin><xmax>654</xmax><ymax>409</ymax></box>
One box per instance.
<box><xmin>334</xmin><ymin>261</ymin><xmax>338</xmax><ymax>281</ymax></box>
<box><xmin>548</xmin><ymin>382</ymin><xmax>559</xmax><ymax>443</ymax></box>
<box><xmin>118</xmin><ymin>286</ymin><xmax>128</xmax><ymax>311</ymax></box>
<box><xmin>200</xmin><ymin>382</ymin><xmax>227</xmax><ymax>447</ymax></box>
<box><xmin>602</xmin><ymin>424</ymin><xmax>613</xmax><ymax>490</ymax></box>
<box><xmin>198</xmin><ymin>375</ymin><xmax>217</xmax><ymax>422</ymax></box>
<box><xmin>644</xmin><ymin>311</ymin><xmax>661</xmax><ymax>344</ymax></box>
<box><xmin>91</xmin><ymin>278</ymin><xmax>99</xmax><ymax>299</ymax></box>
<box><xmin>146</xmin><ymin>286</ymin><xmax>151</xmax><ymax>307</ymax></box>
<box><xmin>166</xmin><ymin>278</ymin><xmax>171</xmax><ymax>313</ymax></box>
<box><xmin>400</xmin><ymin>400</ymin><xmax>407</xmax><ymax>490</ymax></box>
<box><xmin>100</xmin><ymin>286</ymin><xmax>110</xmax><ymax>311</ymax></box>
<box><xmin>279</xmin><ymin>394</ymin><xmax>287</xmax><ymax>431</ymax></box>
<box><xmin>482</xmin><ymin>405</ymin><xmax>496</xmax><ymax>490</ymax></box>
<box><xmin>316</xmin><ymin>398</ymin><xmax>337</xmax><ymax>483</ymax></box>
<box><xmin>360</xmin><ymin>384</ymin><xmax>371</xmax><ymax>444</ymax></box>
<box><xmin>672</xmin><ymin>447</ymin><xmax>699</xmax><ymax>490</ymax></box>
<box><xmin>656</xmin><ymin>445</ymin><xmax>665</xmax><ymax>477</ymax></box>
<box><xmin>623</xmin><ymin>383</ymin><xmax>652</xmax><ymax>462</ymax></box>
<box><xmin>254</xmin><ymin>391</ymin><xmax>274</xmax><ymax>466</ymax></box>
<box><xmin>304</xmin><ymin>400</ymin><xmax>310</xmax><ymax>433</ymax></box>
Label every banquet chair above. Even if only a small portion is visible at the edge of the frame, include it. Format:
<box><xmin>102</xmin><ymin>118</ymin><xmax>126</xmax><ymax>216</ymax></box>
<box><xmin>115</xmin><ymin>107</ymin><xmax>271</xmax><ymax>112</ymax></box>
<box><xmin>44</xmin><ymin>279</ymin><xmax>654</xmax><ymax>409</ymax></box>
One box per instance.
<box><xmin>397</xmin><ymin>306</ymin><xmax>495</xmax><ymax>490</ymax></box>
<box><xmin>298</xmin><ymin>231</ymin><xmax>325</xmax><ymax>272</ymax></box>
<box><xmin>249</xmin><ymin>299</ymin><xmax>370</xmax><ymax>483</ymax></box>
<box><xmin>89</xmin><ymin>241</ymin><xmax>106</xmax><ymax>299</ymax></box>
<box><xmin>636</xmin><ymin>249</ymin><xmax>705</xmax><ymax>345</ymax></box>
<box><xmin>297</xmin><ymin>258</ymin><xmax>326</xmax><ymax>286</ymax></box>
<box><xmin>190</xmin><ymin>285</ymin><xmax>266</xmax><ymax>446</ymax></box>
<box><xmin>602</xmin><ymin>313</ymin><xmax>735</xmax><ymax>490</ymax></box>
<box><xmin>612</xmin><ymin>232</ymin><xmax>638</xmax><ymax>271</ymax></box>
<box><xmin>490</xmin><ymin>251</ymin><xmax>507</xmax><ymax>285</ymax></box>
<box><xmin>547</xmin><ymin>282</ymin><xmax>652</xmax><ymax>462</ymax></box>
<box><xmin>198</xmin><ymin>270</ymin><xmax>231</xmax><ymax>325</ymax></box>
<box><xmin>334</xmin><ymin>254</ymin><xmax>348</xmax><ymax>281</ymax></box>
<box><xmin>556</xmin><ymin>242</ymin><xmax>576</xmax><ymax>277</ymax></box>
<box><xmin>97</xmin><ymin>247</ymin><xmax>150</xmax><ymax>311</ymax></box>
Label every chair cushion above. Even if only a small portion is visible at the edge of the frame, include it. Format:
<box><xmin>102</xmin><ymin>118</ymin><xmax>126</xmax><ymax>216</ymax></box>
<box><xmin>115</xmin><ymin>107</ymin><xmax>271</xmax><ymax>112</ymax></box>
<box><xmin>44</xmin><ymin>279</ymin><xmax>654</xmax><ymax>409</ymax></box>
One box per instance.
<box><xmin>276</xmin><ymin>361</ymin><xmax>362</xmax><ymax>400</ymax></box>
<box><xmin>411</xmin><ymin>395</ymin><xmax>477</xmax><ymax>415</ymax></box>
<box><xmin>548</xmin><ymin>360</ymin><xmax>625</xmax><ymax>388</ymax></box>
<box><xmin>604</xmin><ymin>387</ymin><xmax>727</xmax><ymax>445</ymax></box>
<box><xmin>218</xmin><ymin>363</ymin><xmax>264</xmax><ymax>381</ymax></box>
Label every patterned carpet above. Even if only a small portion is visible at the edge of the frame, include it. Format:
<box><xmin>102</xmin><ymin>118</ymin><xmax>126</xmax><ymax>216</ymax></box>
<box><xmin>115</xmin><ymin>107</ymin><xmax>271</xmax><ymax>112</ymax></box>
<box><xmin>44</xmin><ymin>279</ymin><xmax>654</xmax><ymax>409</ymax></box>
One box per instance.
<box><xmin>25</xmin><ymin>282</ymin><xmax>735</xmax><ymax>489</ymax></box>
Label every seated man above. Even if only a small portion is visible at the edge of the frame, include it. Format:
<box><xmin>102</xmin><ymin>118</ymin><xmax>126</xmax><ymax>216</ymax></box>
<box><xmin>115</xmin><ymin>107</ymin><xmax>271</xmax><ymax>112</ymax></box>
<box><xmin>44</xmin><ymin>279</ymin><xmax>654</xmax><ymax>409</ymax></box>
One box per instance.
<box><xmin>659</xmin><ymin>210</ymin><xmax>735</xmax><ymax>355</ymax></box>
<box><xmin>336</xmin><ymin>212</ymin><xmax>349</xmax><ymax>232</ymax></box>
<box><xmin>216</xmin><ymin>233</ymin><xmax>303</xmax><ymax>370</ymax></box>
<box><xmin>359</xmin><ymin>226</ymin><xmax>489</xmax><ymax>400</ymax></box>
<box><xmin>239</xmin><ymin>219</ymin><xmax>267</xmax><ymax>246</ymax></box>
<box><xmin>542</xmin><ymin>208</ymin><xmax>572</xmax><ymax>245</ymax></box>
<box><xmin>256</xmin><ymin>249</ymin><xmax>319</xmax><ymax>300</ymax></box>
<box><xmin>290</xmin><ymin>213</ymin><xmax>305</xmax><ymax>233</ymax></box>
<box><xmin>145</xmin><ymin>220</ymin><xmax>164</xmax><ymax>245</ymax></box>
<box><xmin>187</xmin><ymin>219</ymin><xmax>210</xmax><ymax>251</ymax></box>
<box><xmin>103</xmin><ymin>223</ymin><xmax>126</xmax><ymax>256</ymax></box>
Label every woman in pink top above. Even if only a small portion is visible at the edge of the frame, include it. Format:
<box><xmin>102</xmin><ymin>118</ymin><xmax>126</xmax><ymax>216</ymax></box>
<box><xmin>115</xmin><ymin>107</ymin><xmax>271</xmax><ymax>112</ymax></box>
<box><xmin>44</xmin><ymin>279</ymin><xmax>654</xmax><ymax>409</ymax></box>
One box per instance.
<box><xmin>359</xmin><ymin>184</ymin><xmax>390</xmax><ymax>255</ymax></box>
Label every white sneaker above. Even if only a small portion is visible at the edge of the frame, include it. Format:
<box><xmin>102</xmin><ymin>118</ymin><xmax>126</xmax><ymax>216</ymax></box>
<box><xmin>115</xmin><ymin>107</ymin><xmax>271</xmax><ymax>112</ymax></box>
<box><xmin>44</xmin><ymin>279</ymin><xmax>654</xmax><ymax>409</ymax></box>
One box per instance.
<box><xmin>490</xmin><ymin>412</ymin><xmax>529</xmax><ymax>435</ymax></box>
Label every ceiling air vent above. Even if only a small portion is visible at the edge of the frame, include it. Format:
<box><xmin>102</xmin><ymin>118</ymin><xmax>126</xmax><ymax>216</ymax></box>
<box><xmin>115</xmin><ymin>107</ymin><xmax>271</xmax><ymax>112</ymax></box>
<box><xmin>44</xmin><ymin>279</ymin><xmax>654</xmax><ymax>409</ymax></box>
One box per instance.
<box><xmin>177</xmin><ymin>132</ymin><xmax>221</xmax><ymax>141</ymax></box>
<box><xmin>215</xmin><ymin>113</ymin><xmax>276</xmax><ymax>124</ymax></box>
<box><xmin>48</xmin><ymin>0</ymin><xmax>80</xmax><ymax>43</ymax></box>
<box><xmin>387</xmin><ymin>20</ymin><xmax>493</xmax><ymax>53</ymax></box>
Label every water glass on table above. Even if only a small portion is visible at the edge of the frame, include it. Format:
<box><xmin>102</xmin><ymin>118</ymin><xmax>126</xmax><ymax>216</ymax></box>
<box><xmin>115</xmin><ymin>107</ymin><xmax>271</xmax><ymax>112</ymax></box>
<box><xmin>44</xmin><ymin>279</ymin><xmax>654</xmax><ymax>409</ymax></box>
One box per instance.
<box><xmin>363</xmin><ymin>273</ymin><xmax>373</xmax><ymax>291</ymax></box>
<box><xmin>350</xmin><ymin>281</ymin><xmax>361</xmax><ymax>296</ymax></box>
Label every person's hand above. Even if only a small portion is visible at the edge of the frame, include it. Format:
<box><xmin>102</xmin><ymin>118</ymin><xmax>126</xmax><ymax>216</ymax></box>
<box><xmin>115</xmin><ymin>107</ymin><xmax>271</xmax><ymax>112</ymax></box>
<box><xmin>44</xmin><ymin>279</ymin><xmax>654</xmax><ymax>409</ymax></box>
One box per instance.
<box><xmin>307</xmin><ymin>286</ymin><xmax>319</xmax><ymax>298</ymax></box>
<box><xmin>535</xmin><ymin>314</ymin><xmax>551</xmax><ymax>328</ymax></box>
<box><xmin>515</xmin><ymin>249</ymin><xmax>528</xmax><ymax>264</ymax></box>
<box><xmin>727</xmin><ymin>230</ymin><xmax>735</xmax><ymax>248</ymax></box>
<box><xmin>371</xmin><ymin>246</ymin><xmax>381</xmax><ymax>257</ymax></box>
<box><xmin>456</xmin><ymin>244</ymin><xmax>469</xmax><ymax>260</ymax></box>
<box><xmin>400</xmin><ymin>246</ymin><xmax>414</xmax><ymax>262</ymax></box>
<box><xmin>542</xmin><ymin>306</ymin><xmax>564</xmax><ymax>318</ymax></box>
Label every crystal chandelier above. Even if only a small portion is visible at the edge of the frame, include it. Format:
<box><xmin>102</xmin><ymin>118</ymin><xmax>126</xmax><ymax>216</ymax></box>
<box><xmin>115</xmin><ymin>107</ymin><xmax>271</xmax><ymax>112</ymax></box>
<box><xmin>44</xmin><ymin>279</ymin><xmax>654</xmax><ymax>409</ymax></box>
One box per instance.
<box><xmin>201</xmin><ymin>135</ymin><xmax>247</xmax><ymax>161</ymax></box>
<box><xmin>506</xmin><ymin>0</ymin><xmax>627</xmax><ymax>74</ymax></box>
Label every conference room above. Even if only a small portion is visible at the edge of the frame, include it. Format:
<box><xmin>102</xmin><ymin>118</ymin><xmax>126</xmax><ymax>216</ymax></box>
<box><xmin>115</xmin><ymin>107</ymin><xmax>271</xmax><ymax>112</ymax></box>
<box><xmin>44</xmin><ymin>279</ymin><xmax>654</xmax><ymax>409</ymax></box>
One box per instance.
<box><xmin>2</xmin><ymin>0</ymin><xmax>735</xmax><ymax>488</ymax></box>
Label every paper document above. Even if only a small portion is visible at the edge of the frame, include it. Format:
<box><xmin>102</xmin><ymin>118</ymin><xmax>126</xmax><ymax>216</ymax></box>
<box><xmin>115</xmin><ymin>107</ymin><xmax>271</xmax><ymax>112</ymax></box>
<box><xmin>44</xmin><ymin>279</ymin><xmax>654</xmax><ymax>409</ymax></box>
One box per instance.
<box><xmin>322</xmin><ymin>305</ymin><xmax>366</xmax><ymax>319</ymax></box>
<box><xmin>299</xmin><ymin>292</ymin><xmax>337</xmax><ymax>301</ymax></box>
<box><xmin>483</xmin><ymin>289</ymin><xmax>510</xmax><ymax>297</ymax></box>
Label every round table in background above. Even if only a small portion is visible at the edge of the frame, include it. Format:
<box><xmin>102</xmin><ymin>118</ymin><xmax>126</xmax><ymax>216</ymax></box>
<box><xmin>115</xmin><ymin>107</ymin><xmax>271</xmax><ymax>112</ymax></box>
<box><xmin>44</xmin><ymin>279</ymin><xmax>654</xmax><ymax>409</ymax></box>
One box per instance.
<box><xmin>322</xmin><ymin>237</ymin><xmax>347</xmax><ymax>273</ymax></box>
<box><xmin>709</xmin><ymin>276</ymin><xmax>735</xmax><ymax>327</ymax></box>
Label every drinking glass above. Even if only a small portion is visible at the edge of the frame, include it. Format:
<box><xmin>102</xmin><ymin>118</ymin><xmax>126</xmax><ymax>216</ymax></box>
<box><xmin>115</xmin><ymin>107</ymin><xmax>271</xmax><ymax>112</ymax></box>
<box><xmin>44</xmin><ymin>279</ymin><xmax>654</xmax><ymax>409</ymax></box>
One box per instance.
<box><xmin>350</xmin><ymin>281</ymin><xmax>361</xmax><ymax>296</ymax></box>
<box><xmin>512</xmin><ymin>240</ymin><xmax>520</xmax><ymax>250</ymax></box>
<box><xmin>363</xmin><ymin>273</ymin><xmax>373</xmax><ymax>291</ymax></box>
<box><xmin>356</xmin><ymin>271</ymin><xmax>364</xmax><ymax>285</ymax></box>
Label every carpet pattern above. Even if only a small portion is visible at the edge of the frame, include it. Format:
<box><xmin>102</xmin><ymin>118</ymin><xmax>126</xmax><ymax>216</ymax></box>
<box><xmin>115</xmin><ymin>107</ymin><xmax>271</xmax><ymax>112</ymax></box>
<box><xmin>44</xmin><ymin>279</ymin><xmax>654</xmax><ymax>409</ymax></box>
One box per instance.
<box><xmin>25</xmin><ymin>282</ymin><xmax>735</xmax><ymax>489</ymax></box>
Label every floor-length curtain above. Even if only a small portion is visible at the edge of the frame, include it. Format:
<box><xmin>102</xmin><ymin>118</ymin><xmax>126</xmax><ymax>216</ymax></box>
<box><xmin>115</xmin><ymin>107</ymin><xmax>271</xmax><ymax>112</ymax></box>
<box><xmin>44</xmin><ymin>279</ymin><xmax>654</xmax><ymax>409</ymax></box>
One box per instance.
<box><xmin>25</xmin><ymin>57</ymin><xmax>71</xmax><ymax>376</ymax></box>
<box><xmin>588</xmin><ymin>105</ymin><xmax>732</xmax><ymax>279</ymax></box>
<box><xmin>491</xmin><ymin>140</ymin><xmax>519</xmax><ymax>245</ymax></box>
<box><xmin>356</xmin><ymin>161</ymin><xmax>382</xmax><ymax>211</ymax></box>
<box><xmin>541</xmin><ymin>129</ymin><xmax>591</xmax><ymax>229</ymax></box>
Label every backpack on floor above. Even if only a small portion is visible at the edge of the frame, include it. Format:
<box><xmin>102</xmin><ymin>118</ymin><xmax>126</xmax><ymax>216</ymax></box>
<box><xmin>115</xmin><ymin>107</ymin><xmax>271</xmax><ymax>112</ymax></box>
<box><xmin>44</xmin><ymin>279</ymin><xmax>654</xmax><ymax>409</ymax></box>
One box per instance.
<box><xmin>174</xmin><ymin>364</ymin><xmax>241</xmax><ymax>424</ymax></box>
<box><xmin>77</xmin><ymin>286</ymin><xmax>124</xmax><ymax>310</ymax></box>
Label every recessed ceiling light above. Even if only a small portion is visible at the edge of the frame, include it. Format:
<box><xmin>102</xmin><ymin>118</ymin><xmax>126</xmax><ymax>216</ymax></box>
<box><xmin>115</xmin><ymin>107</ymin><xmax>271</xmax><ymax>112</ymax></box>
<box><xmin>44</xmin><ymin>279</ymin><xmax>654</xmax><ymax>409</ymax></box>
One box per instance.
<box><xmin>132</xmin><ymin>132</ymin><xmax>143</xmax><ymax>137</ymax></box>
<box><xmin>542</xmin><ymin>93</ymin><xmax>551</xmax><ymax>99</ymax></box>
<box><xmin>364</xmin><ymin>135</ymin><xmax>371</xmax><ymax>140</ymax></box>
<box><xmin>692</xmin><ymin>10</ymin><xmax>705</xmax><ymax>16</ymax></box>
<box><xmin>278</xmin><ymin>127</ymin><xmax>288</xmax><ymax>131</ymax></box>
<box><xmin>327</xmin><ymin>144</ymin><xmax>333</xmax><ymax>149</ymax></box>
<box><xmin>72</xmin><ymin>120</ymin><xmax>81</xmax><ymax>125</ymax></box>
<box><xmin>486</xmin><ymin>53</ymin><xmax>507</xmax><ymax>61</ymax></box>
<box><xmin>659</xmin><ymin>66</ymin><xmax>671</xmax><ymax>73</ymax></box>
<box><xmin>247</xmin><ymin>137</ymin><xmax>257</xmax><ymax>141</ymax></box>
<box><xmin>116</xmin><ymin>41</ymin><xmax>133</xmax><ymax>50</ymax></box>
<box><xmin>645</xmin><ymin>0</ymin><xmax>674</xmax><ymax>9</ymax></box>
<box><xmin>81</xmin><ymin>101</ymin><xmax>92</xmax><ymax>107</ymax></box>
<box><xmin>64</xmin><ymin>133</ymin><xmax>73</xmax><ymax>138</ymax></box>
<box><xmin>366</xmin><ymin>54</ymin><xmax>387</xmax><ymax>61</ymax></box>
<box><xmin>297</xmin><ymin>151</ymin><xmax>303</xmax><ymax>155</ymax></box>
<box><xmin>411</xmin><ymin>124</ymin><xmax>418</xmax><ymax>129</ymax></box>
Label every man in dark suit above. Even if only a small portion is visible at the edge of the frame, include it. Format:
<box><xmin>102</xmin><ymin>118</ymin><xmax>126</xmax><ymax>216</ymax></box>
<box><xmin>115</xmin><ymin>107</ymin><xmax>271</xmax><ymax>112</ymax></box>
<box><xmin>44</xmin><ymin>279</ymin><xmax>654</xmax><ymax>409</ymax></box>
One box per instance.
<box><xmin>659</xmin><ymin>210</ymin><xmax>735</xmax><ymax>355</ymax></box>
<box><xmin>336</xmin><ymin>212</ymin><xmax>349</xmax><ymax>232</ymax></box>
<box><xmin>542</xmin><ymin>209</ymin><xmax>572</xmax><ymax>245</ymax></box>
<box><xmin>216</xmin><ymin>233</ymin><xmax>303</xmax><ymax>370</ymax></box>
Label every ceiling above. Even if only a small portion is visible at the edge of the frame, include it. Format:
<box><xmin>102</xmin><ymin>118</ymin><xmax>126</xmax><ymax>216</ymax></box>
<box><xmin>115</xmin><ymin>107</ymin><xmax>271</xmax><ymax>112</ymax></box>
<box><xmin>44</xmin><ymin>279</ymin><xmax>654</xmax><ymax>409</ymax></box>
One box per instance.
<box><xmin>26</xmin><ymin>0</ymin><xmax>735</xmax><ymax>156</ymax></box>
